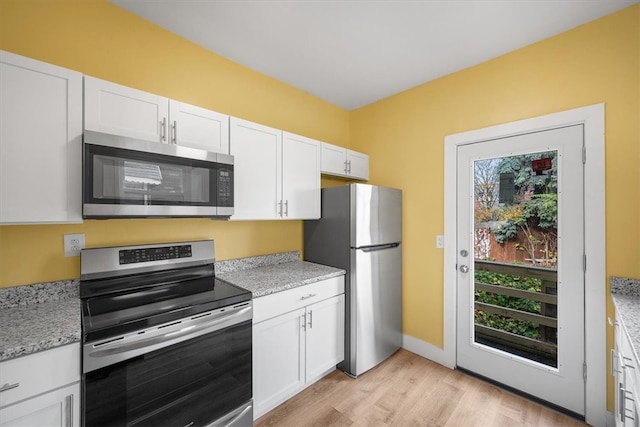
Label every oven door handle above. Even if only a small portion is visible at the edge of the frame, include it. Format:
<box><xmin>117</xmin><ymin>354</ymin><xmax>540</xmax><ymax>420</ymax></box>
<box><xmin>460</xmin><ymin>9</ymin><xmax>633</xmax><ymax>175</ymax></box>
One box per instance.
<box><xmin>83</xmin><ymin>303</ymin><xmax>252</xmax><ymax>373</ymax></box>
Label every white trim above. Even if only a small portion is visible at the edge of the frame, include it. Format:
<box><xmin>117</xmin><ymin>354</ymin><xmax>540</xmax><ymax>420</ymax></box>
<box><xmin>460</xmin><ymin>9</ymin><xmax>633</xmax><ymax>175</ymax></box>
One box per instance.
<box><xmin>443</xmin><ymin>103</ymin><xmax>605</xmax><ymax>426</ymax></box>
<box><xmin>402</xmin><ymin>334</ymin><xmax>454</xmax><ymax>369</ymax></box>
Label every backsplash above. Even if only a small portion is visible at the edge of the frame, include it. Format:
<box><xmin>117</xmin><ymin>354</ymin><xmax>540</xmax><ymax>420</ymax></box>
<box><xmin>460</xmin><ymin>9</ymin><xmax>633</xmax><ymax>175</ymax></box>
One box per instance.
<box><xmin>0</xmin><ymin>251</ymin><xmax>301</xmax><ymax>308</ymax></box>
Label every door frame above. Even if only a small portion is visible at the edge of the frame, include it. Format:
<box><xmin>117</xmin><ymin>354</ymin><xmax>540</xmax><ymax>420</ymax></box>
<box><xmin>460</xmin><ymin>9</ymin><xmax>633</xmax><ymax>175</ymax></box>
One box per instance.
<box><xmin>443</xmin><ymin>104</ymin><xmax>605</xmax><ymax>425</ymax></box>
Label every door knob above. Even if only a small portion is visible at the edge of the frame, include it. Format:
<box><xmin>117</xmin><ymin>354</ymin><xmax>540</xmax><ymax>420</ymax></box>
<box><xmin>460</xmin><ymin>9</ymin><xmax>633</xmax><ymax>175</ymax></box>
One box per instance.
<box><xmin>459</xmin><ymin>265</ymin><xmax>469</xmax><ymax>273</ymax></box>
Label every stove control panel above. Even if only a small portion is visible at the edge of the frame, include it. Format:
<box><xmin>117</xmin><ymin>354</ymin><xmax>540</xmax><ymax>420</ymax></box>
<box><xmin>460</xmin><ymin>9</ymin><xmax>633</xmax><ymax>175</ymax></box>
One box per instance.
<box><xmin>119</xmin><ymin>244</ymin><xmax>192</xmax><ymax>264</ymax></box>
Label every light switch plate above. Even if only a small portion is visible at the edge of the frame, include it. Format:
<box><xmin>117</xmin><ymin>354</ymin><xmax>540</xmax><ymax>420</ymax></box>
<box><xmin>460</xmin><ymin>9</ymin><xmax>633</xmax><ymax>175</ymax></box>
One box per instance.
<box><xmin>436</xmin><ymin>235</ymin><xmax>444</xmax><ymax>249</ymax></box>
<box><xmin>64</xmin><ymin>233</ymin><xmax>85</xmax><ymax>257</ymax></box>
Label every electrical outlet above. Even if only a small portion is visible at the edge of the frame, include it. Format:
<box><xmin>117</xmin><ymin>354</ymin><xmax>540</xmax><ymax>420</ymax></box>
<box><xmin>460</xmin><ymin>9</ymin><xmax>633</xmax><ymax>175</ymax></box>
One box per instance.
<box><xmin>436</xmin><ymin>235</ymin><xmax>444</xmax><ymax>249</ymax></box>
<box><xmin>64</xmin><ymin>233</ymin><xmax>85</xmax><ymax>257</ymax></box>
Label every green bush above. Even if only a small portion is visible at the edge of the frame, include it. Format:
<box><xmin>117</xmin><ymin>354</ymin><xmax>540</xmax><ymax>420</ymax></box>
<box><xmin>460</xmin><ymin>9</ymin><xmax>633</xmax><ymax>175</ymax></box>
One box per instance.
<box><xmin>474</xmin><ymin>270</ymin><xmax>542</xmax><ymax>339</ymax></box>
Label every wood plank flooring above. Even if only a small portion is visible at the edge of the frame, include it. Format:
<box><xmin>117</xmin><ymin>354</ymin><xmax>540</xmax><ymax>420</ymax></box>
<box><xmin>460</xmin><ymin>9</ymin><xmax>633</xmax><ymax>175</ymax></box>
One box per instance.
<box><xmin>255</xmin><ymin>349</ymin><xmax>587</xmax><ymax>427</ymax></box>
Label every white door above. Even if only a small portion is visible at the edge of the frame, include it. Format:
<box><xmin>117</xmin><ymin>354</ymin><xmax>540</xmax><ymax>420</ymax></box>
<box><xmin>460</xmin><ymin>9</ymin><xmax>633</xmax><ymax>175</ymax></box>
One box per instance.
<box><xmin>456</xmin><ymin>125</ymin><xmax>585</xmax><ymax>415</ymax></box>
<box><xmin>168</xmin><ymin>101</ymin><xmax>229</xmax><ymax>154</ymax></box>
<box><xmin>0</xmin><ymin>383</ymin><xmax>79</xmax><ymax>427</ymax></box>
<box><xmin>346</xmin><ymin>149</ymin><xmax>369</xmax><ymax>180</ymax></box>
<box><xmin>84</xmin><ymin>76</ymin><xmax>169</xmax><ymax>142</ymax></box>
<box><xmin>305</xmin><ymin>294</ymin><xmax>345</xmax><ymax>382</ymax></box>
<box><xmin>0</xmin><ymin>50</ymin><xmax>82</xmax><ymax>224</ymax></box>
<box><xmin>252</xmin><ymin>308</ymin><xmax>305</xmax><ymax>418</ymax></box>
<box><xmin>282</xmin><ymin>132</ymin><xmax>321</xmax><ymax>219</ymax></box>
<box><xmin>229</xmin><ymin>118</ymin><xmax>281</xmax><ymax>220</ymax></box>
<box><xmin>321</xmin><ymin>143</ymin><xmax>347</xmax><ymax>176</ymax></box>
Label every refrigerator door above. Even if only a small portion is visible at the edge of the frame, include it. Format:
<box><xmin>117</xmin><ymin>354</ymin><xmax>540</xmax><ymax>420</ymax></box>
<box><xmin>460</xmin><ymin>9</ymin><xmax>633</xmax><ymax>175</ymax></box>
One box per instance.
<box><xmin>349</xmin><ymin>242</ymin><xmax>402</xmax><ymax>376</ymax></box>
<box><xmin>351</xmin><ymin>184</ymin><xmax>402</xmax><ymax>248</ymax></box>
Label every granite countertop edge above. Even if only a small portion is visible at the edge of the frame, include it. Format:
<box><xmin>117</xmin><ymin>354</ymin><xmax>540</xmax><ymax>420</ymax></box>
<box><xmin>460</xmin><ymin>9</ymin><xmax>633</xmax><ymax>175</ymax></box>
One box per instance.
<box><xmin>611</xmin><ymin>276</ymin><xmax>640</xmax><ymax>364</ymax></box>
<box><xmin>0</xmin><ymin>254</ymin><xmax>344</xmax><ymax>362</ymax></box>
<box><xmin>217</xmin><ymin>261</ymin><xmax>346</xmax><ymax>298</ymax></box>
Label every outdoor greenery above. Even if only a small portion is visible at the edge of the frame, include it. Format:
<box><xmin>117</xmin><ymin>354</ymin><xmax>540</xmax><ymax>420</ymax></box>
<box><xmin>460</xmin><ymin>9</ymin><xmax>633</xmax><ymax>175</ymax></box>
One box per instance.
<box><xmin>475</xmin><ymin>151</ymin><xmax>559</xmax><ymax>266</ymax></box>
<box><xmin>474</xmin><ymin>270</ymin><xmax>542</xmax><ymax>339</ymax></box>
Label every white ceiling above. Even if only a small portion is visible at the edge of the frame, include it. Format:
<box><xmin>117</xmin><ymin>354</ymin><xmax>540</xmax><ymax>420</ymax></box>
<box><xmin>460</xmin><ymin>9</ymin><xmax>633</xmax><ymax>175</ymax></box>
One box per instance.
<box><xmin>110</xmin><ymin>0</ymin><xmax>638</xmax><ymax>110</ymax></box>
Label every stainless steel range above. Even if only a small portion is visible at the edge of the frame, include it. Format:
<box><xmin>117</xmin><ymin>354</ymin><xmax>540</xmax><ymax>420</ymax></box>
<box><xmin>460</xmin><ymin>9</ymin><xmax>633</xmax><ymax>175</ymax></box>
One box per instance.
<box><xmin>80</xmin><ymin>240</ymin><xmax>253</xmax><ymax>427</ymax></box>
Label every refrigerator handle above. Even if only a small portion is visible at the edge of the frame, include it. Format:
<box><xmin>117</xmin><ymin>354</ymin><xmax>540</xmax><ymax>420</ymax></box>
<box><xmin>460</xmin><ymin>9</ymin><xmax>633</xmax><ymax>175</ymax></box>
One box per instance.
<box><xmin>359</xmin><ymin>242</ymin><xmax>400</xmax><ymax>252</ymax></box>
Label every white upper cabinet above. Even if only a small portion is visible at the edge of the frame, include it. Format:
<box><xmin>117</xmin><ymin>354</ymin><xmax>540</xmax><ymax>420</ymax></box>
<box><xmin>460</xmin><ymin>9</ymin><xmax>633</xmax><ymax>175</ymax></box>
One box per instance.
<box><xmin>84</xmin><ymin>76</ymin><xmax>169</xmax><ymax>142</ymax></box>
<box><xmin>282</xmin><ymin>132</ymin><xmax>321</xmax><ymax>219</ymax></box>
<box><xmin>321</xmin><ymin>142</ymin><xmax>369</xmax><ymax>180</ymax></box>
<box><xmin>84</xmin><ymin>76</ymin><xmax>230</xmax><ymax>154</ymax></box>
<box><xmin>168</xmin><ymin>101</ymin><xmax>229</xmax><ymax>153</ymax></box>
<box><xmin>0</xmin><ymin>50</ymin><xmax>83</xmax><ymax>224</ymax></box>
<box><xmin>230</xmin><ymin>119</ymin><xmax>321</xmax><ymax>220</ymax></box>
<box><xmin>230</xmin><ymin>118</ymin><xmax>282</xmax><ymax>220</ymax></box>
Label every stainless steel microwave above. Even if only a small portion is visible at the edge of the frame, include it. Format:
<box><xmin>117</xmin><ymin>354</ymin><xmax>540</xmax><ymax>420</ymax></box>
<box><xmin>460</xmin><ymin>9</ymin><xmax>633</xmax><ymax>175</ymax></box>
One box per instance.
<box><xmin>83</xmin><ymin>131</ymin><xmax>233</xmax><ymax>219</ymax></box>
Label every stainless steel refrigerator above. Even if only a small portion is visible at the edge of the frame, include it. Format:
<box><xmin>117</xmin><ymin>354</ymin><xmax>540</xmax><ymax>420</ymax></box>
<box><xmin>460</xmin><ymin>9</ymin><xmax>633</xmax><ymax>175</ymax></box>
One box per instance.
<box><xmin>304</xmin><ymin>183</ymin><xmax>402</xmax><ymax>377</ymax></box>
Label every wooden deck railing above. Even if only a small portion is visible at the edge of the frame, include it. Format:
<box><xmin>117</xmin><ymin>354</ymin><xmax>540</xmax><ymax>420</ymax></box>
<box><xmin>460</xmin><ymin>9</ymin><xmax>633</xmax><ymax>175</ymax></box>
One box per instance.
<box><xmin>474</xmin><ymin>260</ymin><xmax>558</xmax><ymax>364</ymax></box>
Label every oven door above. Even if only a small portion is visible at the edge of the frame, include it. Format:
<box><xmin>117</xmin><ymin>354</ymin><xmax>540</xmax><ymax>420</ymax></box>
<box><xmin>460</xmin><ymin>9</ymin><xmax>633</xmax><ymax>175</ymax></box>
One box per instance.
<box><xmin>83</xmin><ymin>131</ymin><xmax>233</xmax><ymax>218</ymax></box>
<box><xmin>83</xmin><ymin>307</ymin><xmax>252</xmax><ymax>427</ymax></box>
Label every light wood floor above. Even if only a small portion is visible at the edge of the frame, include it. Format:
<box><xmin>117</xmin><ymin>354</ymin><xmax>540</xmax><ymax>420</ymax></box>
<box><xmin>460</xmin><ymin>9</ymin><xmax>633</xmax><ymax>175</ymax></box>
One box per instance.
<box><xmin>255</xmin><ymin>349</ymin><xmax>587</xmax><ymax>427</ymax></box>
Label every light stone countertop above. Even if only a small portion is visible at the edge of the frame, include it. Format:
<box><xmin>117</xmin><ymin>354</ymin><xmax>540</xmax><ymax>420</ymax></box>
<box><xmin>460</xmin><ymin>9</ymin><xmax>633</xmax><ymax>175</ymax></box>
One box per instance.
<box><xmin>0</xmin><ymin>252</ymin><xmax>344</xmax><ymax>362</ymax></box>
<box><xmin>0</xmin><ymin>297</ymin><xmax>81</xmax><ymax>361</ymax></box>
<box><xmin>217</xmin><ymin>261</ymin><xmax>346</xmax><ymax>297</ymax></box>
<box><xmin>611</xmin><ymin>276</ymin><xmax>640</xmax><ymax>363</ymax></box>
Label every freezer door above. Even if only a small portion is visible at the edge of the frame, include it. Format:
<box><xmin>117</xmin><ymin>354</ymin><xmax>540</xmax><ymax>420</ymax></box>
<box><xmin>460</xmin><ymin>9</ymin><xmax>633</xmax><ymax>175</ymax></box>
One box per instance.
<box><xmin>351</xmin><ymin>184</ymin><xmax>402</xmax><ymax>248</ymax></box>
<box><xmin>350</xmin><ymin>243</ymin><xmax>402</xmax><ymax>377</ymax></box>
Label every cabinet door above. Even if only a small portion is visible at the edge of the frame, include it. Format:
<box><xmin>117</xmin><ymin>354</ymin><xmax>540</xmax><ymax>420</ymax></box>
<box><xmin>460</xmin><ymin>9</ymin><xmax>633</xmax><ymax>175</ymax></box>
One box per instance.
<box><xmin>253</xmin><ymin>308</ymin><xmax>306</xmax><ymax>418</ymax></box>
<box><xmin>347</xmin><ymin>149</ymin><xmax>369</xmax><ymax>180</ymax></box>
<box><xmin>0</xmin><ymin>382</ymin><xmax>79</xmax><ymax>427</ymax></box>
<box><xmin>168</xmin><ymin>101</ymin><xmax>229</xmax><ymax>154</ymax></box>
<box><xmin>305</xmin><ymin>294</ymin><xmax>345</xmax><ymax>383</ymax></box>
<box><xmin>0</xmin><ymin>51</ymin><xmax>82</xmax><ymax>223</ymax></box>
<box><xmin>321</xmin><ymin>142</ymin><xmax>347</xmax><ymax>176</ymax></box>
<box><xmin>229</xmin><ymin>118</ymin><xmax>281</xmax><ymax>220</ymax></box>
<box><xmin>84</xmin><ymin>76</ymin><xmax>169</xmax><ymax>142</ymax></box>
<box><xmin>281</xmin><ymin>132</ymin><xmax>321</xmax><ymax>219</ymax></box>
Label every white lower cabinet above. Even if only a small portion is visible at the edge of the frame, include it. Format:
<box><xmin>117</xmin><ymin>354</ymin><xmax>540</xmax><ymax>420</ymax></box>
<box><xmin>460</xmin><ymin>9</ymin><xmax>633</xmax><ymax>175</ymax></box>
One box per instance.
<box><xmin>252</xmin><ymin>277</ymin><xmax>345</xmax><ymax>419</ymax></box>
<box><xmin>0</xmin><ymin>344</ymin><xmax>80</xmax><ymax>427</ymax></box>
<box><xmin>614</xmin><ymin>312</ymin><xmax>640</xmax><ymax>427</ymax></box>
<box><xmin>0</xmin><ymin>383</ymin><xmax>79</xmax><ymax>427</ymax></box>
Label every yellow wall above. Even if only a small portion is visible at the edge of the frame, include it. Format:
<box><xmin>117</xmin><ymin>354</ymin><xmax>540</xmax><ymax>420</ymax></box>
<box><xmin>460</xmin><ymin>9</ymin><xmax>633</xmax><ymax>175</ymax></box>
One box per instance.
<box><xmin>0</xmin><ymin>0</ymin><xmax>350</xmax><ymax>287</ymax></box>
<box><xmin>1</xmin><ymin>0</ymin><xmax>638</xmax><ymax>413</ymax></box>
<box><xmin>350</xmin><ymin>4</ymin><xmax>639</xmax><ymax>411</ymax></box>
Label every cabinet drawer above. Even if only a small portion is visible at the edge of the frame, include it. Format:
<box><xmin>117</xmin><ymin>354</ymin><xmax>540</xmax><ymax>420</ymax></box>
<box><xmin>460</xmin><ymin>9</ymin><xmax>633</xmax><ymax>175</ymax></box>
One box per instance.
<box><xmin>253</xmin><ymin>276</ymin><xmax>344</xmax><ymax>324</ymax></box>
<box><xmin>0</xmin><ymin>344</ymin><xmax>80</xmax><ymax>408</ymax></box>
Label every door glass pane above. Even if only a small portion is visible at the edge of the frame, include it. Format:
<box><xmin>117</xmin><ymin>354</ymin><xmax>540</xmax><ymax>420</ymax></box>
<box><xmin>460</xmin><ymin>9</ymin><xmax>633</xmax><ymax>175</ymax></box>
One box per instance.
<box><xmin>473</xmin><ymin>151</ymin><xmax>558</xmax><ymax>367</ymax></box>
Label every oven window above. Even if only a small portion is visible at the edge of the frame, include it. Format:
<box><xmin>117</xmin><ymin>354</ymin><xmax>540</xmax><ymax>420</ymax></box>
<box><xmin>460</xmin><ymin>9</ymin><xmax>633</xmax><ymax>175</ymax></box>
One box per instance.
<box><xmin>85</xmin><ymin>144</ymin><xmax>215</xmax><ymax>206</ymax></box>
<box><xmin>83</xmin><ymin>320</ymin><xmax>251</xmax><ymax>427</ymax></box>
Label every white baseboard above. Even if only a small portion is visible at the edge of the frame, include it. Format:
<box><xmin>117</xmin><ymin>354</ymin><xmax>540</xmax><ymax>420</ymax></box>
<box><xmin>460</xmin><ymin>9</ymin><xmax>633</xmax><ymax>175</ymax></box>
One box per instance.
<box><xmin>402</xmin><ymin>334</ymin><xmax>455</xmax><ymax>369</ymax></box>
<box><xmin>606</xmin><ymin>410</ymin><xmax>615</xmax><ymax>427</ymax></box>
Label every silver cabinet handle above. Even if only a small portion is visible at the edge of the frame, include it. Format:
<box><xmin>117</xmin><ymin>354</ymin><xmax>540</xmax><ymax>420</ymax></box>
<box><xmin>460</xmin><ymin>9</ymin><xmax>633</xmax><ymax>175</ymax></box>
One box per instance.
<box><xmin>278</xmin><ymin>200</ymin><xmax>283</xmax><ymax>217</ymax></box>
<box><xmin>0</xmin><ymin>382</ymin><xmax>19</xmax><ymax>393</ymax></box>
<box><xmin>301</xmin><ymin>293</ymin><xmax>317</xmax><ymax>300</ymax></box>
<box><xmin>160</xmin><ymin>117</ymin><xmax>167</xmax><ymax>142</ymax></box>
<box><xmin>284</xmin><ymin>200</ymin><xmax>289</xmax><ymax>217</ymax></box>
<box><xmin>65</xmin><ymin>394</ymin><xmax>73</xmax><ymax>427</ymax></box>
<box><xmin>308</xmin><ymin>310</ymin><xmax>313</xmax><ymax>329</ymax></box>
<box><xmin>344</xmin><ymin>160</ymin><xmax>348</xmax><ymax>174</ymax></box>
<box><xmin>612</xmin><ymin>349</ymin><xmax>622</xmax><ymax>375</ymax></box>
<box><xmin>301</xmin><ymin>313</ymin><xmax>306</xmax><ymax>330</ymax></box>
<box><xmin>172</xmin><ymin>120</ymin><xmax>177</xmax><ymax>144</ymax></box>
<box><xmin>348</xmin><ymin>160</ymin><xmax>352</xmax><ymax>174</ymax></box>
